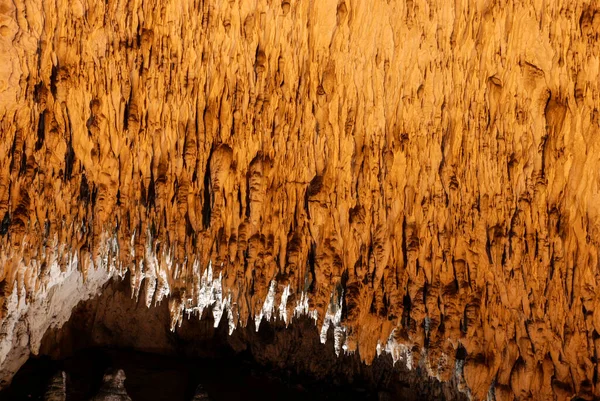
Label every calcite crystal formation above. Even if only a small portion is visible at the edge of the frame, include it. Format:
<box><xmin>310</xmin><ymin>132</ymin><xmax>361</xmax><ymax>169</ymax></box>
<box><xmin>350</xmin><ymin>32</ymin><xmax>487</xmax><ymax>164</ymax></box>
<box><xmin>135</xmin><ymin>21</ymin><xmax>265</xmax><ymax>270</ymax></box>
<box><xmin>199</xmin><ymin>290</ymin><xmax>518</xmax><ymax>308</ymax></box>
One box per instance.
<box><xmin>1</xmin><ymin>0</ymin><xmax>600</xmax><ymax>399</ymax></box>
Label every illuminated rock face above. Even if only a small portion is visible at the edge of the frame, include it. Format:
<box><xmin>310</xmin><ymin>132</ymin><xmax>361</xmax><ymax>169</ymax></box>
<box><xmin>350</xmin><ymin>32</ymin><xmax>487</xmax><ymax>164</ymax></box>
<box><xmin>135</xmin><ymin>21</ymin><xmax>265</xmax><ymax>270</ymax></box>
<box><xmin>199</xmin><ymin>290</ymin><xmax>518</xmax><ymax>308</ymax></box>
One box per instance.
<box><xmin>0</xmin><ymin>0</ymin><xmax>599</xmax><ymax>399</ymax></box>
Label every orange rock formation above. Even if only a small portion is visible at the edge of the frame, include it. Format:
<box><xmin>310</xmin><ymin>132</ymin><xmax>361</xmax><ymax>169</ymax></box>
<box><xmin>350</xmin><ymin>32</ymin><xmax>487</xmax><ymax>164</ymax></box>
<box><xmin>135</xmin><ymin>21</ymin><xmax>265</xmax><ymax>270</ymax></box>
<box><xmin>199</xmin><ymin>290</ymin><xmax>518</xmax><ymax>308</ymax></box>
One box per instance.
<box><xmin>1</xmin><ymin>0</ymin><xmax>600</xmax><ymax>399</ymax></box>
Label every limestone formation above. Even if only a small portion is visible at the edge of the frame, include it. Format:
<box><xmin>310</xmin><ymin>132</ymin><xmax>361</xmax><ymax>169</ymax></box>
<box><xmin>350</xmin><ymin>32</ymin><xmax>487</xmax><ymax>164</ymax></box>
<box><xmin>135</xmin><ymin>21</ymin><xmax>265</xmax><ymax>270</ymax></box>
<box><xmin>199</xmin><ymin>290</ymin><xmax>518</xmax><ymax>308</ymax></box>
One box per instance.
<box><xmin>1</xmin><ymin>0</ymin><xmax>600</xmax><ymax>399</ymax></box>
<box><xmin>89</xmin><ymin>369</ymin><xmax>132</xmax><ymax>401</ymax></box>
<box><xmin>44</xmin><ymin>371</ymin><xmax>67</xmax><ymax>401</ymax></box>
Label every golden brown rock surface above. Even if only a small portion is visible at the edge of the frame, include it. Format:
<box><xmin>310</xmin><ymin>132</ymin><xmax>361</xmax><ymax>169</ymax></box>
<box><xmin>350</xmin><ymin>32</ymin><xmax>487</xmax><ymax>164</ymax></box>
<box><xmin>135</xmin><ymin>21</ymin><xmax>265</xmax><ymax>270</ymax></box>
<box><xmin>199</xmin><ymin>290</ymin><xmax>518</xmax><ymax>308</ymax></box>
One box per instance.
<box><xmin>1</xmin><ymin>0</ymin><xmax>600</xmax><ymax>399</ymax></box>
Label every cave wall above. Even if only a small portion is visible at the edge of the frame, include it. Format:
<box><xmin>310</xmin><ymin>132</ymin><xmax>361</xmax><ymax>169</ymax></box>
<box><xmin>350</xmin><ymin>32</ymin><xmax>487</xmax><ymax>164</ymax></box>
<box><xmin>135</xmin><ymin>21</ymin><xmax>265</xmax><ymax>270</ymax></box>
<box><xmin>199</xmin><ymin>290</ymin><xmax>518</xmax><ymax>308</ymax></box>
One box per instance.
<box><xmin>0</xmin><ymin>243</ymin><xmax>116</xmax><ymax>388</ymax></box>
<box><xmin>1</xmin><ymin>0</ymin><xmax>600</xmax><ymax>399</ymax></box>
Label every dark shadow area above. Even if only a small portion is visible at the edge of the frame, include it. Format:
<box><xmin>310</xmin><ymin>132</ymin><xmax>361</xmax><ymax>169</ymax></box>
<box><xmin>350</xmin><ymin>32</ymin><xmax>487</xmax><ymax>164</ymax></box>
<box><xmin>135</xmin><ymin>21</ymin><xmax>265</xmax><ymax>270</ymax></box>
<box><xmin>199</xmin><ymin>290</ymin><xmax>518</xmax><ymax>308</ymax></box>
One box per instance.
<box><xmin>0</xmin><ymin>274</ymin><xmax>465</xmax><ymax>401</ymax></box>
<box><xmin>1</xmin><ymin>347</ymin><xmax>378</xmax><ymax>401</ymax></box>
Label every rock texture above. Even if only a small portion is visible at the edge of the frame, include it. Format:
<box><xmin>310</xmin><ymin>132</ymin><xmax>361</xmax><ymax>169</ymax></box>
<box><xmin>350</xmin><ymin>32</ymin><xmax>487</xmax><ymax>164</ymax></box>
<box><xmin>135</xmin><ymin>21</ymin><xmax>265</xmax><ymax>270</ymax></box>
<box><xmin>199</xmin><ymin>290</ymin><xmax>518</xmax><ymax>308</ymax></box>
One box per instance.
<box><xmin>89</xmin><ymin>369</ymin><xmax>132</xmax><ymax>401</ymax></box>
<box><xmin>1</xmin><ymin>0</ymin><xmax>600</xmax><ymax>399</ymax></box>
<box><xmin>44</xmin><ymin>371</ymin><xmax>67</xmax><ymax>401</ymax></box>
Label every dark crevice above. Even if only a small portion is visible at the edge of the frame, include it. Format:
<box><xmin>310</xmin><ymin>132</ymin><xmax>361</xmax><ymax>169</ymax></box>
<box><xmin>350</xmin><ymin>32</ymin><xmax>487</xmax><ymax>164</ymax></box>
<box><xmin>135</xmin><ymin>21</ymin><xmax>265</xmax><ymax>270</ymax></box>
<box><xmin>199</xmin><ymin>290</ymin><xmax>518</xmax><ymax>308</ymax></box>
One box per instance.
<box><xmin>147</xmin><ymin>168</ymin><xmax>157</xmax><ymax>211</ymax></box>
<box><xmin>79</xmin><ymin>174</ymin><xmax>90</xmax><ymax>204</ymax></box>
<box><xmin>50</xmin><ymin>65</ymin><xmax>58</xmax><ymax>97</ymax></box>
<box><xmin>237</xmin><ymin>187</ymin><xmax>243</xmax><ymax>219</ymax></box>
<box><xmin>202</xmin><ymin>150</ymin><xmax>213</xmax><ymax>229</ymax></box>
<box><xmin>244</xmin><ymin>173</ymin><xmax>251</xmax><ymax>219</ymax></box>
<box><xmin>36</xmin><ymin>112</ymin><xmax>46</xmax><ymax>151</ymax></box>
<box><xmin>8</xmin><ymin>132</ymin><xmax>17</xmax><ymax>173</ymax></box>
<box><xmin>306</xmin><ymin>242</ymin><xmax>317</xmax><ymax>293</ymax></box>
<box><xmin>485</xmin><ymin>231</ymin><xmax>493</xmax><ymax>265</ymax></box>
<box><xmin>0</xmin><ymin>213</ymin><xmax>10</xmax><ymax>236</ymax></box>
<box><xmin>401</xmin><ymin>217</ymin><xmax>408</xmax><ymax>270</ymax></box>
<box><xmin>19</xmin><ymin>141</ymin><xmax>27</xmax><ymax>177</ymax></box>
<box><xmin>401</xmin><ymin>293</ymin><xmax>412</xmax><ymax>329</ymax></box>
<box><xmin>64</xmin><ymin>136</ymin><xmax>76</xmax><ymax>181</ymax></box>
<box><xmin>455</xmin><ymin>344</ymin><xmax>467</xmax><ymax>362</ymax></box>
<box><xmin>460</xmin><ymin>306</ymin><xmax>468</xmax><ymax>334</ymax></box>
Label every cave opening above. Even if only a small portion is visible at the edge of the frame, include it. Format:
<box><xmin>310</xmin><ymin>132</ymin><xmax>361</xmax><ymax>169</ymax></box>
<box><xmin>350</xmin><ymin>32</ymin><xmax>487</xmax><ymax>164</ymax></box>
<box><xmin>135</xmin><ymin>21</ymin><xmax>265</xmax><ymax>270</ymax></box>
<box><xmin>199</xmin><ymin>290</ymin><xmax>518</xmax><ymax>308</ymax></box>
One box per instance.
<box><xmin>0</xmin><ymin>274</ymin><xmax>462</xmax><ymax>401</ymax></box>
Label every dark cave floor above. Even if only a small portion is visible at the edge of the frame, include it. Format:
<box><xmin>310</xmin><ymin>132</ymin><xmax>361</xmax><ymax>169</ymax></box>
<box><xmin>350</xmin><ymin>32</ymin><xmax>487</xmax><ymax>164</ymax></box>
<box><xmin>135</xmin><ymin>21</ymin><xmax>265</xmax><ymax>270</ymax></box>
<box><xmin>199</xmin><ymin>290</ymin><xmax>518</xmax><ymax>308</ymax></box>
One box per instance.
<box><xmin>0</xmin><ymin>347</ymin><xmax>379</xmax><ymax>401</ymax></box>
